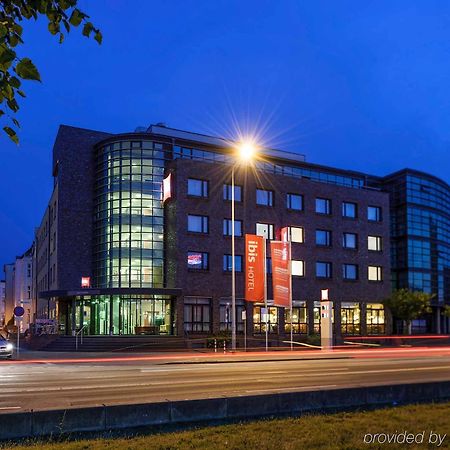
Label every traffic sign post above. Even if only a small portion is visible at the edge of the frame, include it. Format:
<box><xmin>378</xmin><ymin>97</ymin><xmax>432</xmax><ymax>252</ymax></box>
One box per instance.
<box><xmin>14</xmin><ymin>306</ymin><xmax>25</xmax><ymax>359</ymax></box>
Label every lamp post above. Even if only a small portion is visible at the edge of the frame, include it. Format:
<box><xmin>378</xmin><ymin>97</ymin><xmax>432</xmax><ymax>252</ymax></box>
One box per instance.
<box><xmin>231</xmin><ymin>140</ymin><xmax>256</xmax><ymax>352</ymax></box>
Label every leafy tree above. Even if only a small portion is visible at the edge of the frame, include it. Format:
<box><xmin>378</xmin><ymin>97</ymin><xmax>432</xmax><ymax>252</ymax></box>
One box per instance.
<box><xmin>0</xmin><ymin>0</ymin><xmax>101</xmax><ymax>143</ymax></box>
<box><xmin>443</xmin><ymin>305</ymin><xmax>450</xmax><ymax>319</ymax></box>
<box><xmin>384</xmin><ymin>289</ymin><xmax>433</xmax><ymax>335</ymax></box>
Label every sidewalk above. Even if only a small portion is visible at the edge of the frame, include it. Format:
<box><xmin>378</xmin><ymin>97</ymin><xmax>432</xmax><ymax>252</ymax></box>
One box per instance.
<box><xmin>4</xmin><ymin>344</ymin><xmax>450</xmax><ymax>364</ymax></box>
<box><xmin>5</xmin><ymin>347</ymin><xmax>350</xmax><ymax>364</ymax></box>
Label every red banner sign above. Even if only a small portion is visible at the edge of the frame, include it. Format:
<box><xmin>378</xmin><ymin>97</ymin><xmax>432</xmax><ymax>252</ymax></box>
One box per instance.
<box><xmin>163</xmin><ymin>173</ymin><xmax>172</xmax><ymax>202</ymax></box>
<box><xmin>270</xmin><ymin>241</ymin><xmax>291</xmax><ymax>308</ymax></box>
<box><xmin>245</xmin><ymin>234</ymin><xmax>265</xmax><ymax>302</ymax></box>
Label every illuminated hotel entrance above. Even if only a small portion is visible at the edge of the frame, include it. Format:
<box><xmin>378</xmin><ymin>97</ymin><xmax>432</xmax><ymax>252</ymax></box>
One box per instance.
<box><xmin>60</xmin><ymin>295</ymin><xmax>175</xmax><ymax>335</ymax></box>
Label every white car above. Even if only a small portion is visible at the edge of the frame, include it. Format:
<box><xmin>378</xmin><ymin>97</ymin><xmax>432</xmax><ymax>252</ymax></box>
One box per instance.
<box><xmin>0</xmin><ymin>337</ymin><xmax>13</xmax><ymax>359</ymax></box>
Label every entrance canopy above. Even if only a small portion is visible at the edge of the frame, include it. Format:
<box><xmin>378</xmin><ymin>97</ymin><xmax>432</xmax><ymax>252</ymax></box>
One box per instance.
<box><xmin>39</xmin><ymin>287</ymin><xmax>182</xmax><ymax>299</ymax></box>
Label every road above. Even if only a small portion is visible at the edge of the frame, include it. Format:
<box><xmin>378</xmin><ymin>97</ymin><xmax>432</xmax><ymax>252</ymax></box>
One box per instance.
<box><xmin>1</xmin><ymin>347</ymin><xmax>450</xmax><ymax>413</ymax></box>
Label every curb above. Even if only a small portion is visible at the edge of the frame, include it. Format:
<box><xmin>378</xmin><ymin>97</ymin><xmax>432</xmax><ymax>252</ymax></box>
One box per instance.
<box><xmin>1</xmin><ymin>381</ymin><xmax>450</xmax><ymax>441</ymax></box>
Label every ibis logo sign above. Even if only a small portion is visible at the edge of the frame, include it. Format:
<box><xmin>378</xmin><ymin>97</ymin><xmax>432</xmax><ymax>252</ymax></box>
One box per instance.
<box><xmin>245</xmin><ymin>234</ymin><xmax>265</xmax><ymax>302</ymax></box>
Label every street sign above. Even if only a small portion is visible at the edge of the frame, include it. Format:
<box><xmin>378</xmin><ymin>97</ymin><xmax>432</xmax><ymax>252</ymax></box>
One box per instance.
<box><xmin>13</xmin><ymin>306</ymin><xmax>25</xmax><ymax>317</ymax></box>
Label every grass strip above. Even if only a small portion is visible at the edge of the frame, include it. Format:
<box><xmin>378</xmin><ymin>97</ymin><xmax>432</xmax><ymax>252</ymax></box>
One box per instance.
<box><xmin>3</xmin><ymin>402</ymin><xmax>450</xmax><ymax>450</ymax></box>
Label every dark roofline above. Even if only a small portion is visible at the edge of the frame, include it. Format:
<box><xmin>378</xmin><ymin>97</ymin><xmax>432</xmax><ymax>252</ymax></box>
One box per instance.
<box><xmin>382</xmin><ymin>168</ymin><xmax>450</xmax><ymax>190</ymax></box>
<box><xmin>95</xmin><ymin>130</ymin><xmax>372</xmax><ymax>181</ymax></box>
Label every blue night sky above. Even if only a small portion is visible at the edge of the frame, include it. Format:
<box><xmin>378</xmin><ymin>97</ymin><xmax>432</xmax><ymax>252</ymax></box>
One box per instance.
<box><xmin>1</xmin><ymin>0</ymin><xmax>450</xmax><ymax>265</ymax></box>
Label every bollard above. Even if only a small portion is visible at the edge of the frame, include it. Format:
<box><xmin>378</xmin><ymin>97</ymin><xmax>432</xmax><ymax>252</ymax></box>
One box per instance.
<box><xmin>223</xmin><ymin>340</ymin><xmax>226</xmax><ymax>354</ymax></box>
<box><xmin>214</xmin><ymin>339</ymin><xmax>217</xmax><ymax>353</ymax></box>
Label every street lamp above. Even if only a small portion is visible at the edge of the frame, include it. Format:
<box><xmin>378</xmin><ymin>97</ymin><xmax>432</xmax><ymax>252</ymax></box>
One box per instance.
<box><xmin>231</xmin><ymin>139</ymin><xmax>257</xmax><ymax>352</ymax></box>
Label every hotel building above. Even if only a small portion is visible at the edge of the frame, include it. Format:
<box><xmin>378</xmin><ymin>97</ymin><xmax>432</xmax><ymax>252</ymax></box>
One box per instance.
<box><xmin>31</xmin><ymin>124</ymin><xmax>399</xmax><ymax>341</ymax></box>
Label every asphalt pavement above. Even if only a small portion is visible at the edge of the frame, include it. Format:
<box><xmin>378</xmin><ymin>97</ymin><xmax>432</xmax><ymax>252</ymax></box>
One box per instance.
<box><xmin>1</xmin><ymin>347</ymin><xmax>450</xmax><ymax>413</ymax></box>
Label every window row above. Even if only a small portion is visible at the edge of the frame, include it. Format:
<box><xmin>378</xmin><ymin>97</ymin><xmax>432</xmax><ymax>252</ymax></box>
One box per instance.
<box><xmin>187</xmin><ymin>179</ymin><xmax>383</xmax><ymax>221</ymax></box>
<box><xmin>186</xmin><ymin>252</ymin><xmax>383</xmax><ymax>281</ymax></box>
<box><xmin>188</xmin><ymin>215</ymin><xmax>383</xmax><ymax>251</ymax></box>
<box><xmin>184</xmin><ymin>299</ymin><xmax>385</xmax><ymax>335</ymax></box>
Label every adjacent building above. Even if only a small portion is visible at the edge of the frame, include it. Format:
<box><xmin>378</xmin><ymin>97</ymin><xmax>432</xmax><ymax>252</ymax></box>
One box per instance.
<box><xmin>0</xmin><ymin>280</ymin><xmax>5</xmax><ymax>327</ymax></box>
<box><xmin>3</xmin><ymin>248</ymin><xmax>34</xmax><ymax>330</ymax></box>
<box><xmin>33</xmin><ymin>124</ymin><xmax>395</xmax><ymax>340</ymax></box>
<box><xmin>381</xmin><ymin>170</ymin><xmax>450</xmax><ymax>334</ymax></box>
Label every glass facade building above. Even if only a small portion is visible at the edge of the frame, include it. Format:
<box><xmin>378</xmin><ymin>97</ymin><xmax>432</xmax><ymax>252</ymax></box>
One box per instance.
<box><xmin>382</xmin><ymin>170</ymin><xmax>450</xmax><ymax>333</ymax></box>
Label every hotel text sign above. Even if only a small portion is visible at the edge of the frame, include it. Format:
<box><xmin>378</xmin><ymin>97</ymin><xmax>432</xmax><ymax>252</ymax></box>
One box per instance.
<box><xmin>245</xmin><ymin>234</ymin><xmax>265</xmax><ymax>302</ymax></box>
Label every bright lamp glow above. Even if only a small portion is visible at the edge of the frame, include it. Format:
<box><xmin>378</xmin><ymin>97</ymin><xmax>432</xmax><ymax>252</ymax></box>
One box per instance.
<box><xmin>238</xmin><ymin>139</ymin><xmax>257</xmax><ymax>161</ymax></box>
<box><xmin>6</xmin><ymin>343</ymin><xmax>13</xmax><ymax>351</ymax></box>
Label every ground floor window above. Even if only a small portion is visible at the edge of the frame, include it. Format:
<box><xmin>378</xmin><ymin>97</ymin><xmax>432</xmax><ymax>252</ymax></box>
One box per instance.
<box><xmin>253</xmin><ymin>306</ymin><xmax>278</xmax><ymax>334</ymax></box>
<box><xmin>366</xmin><ymin>303</ymin><xmax>385</xmax><ymax>334</ymax></box>
<box><xmin>285</xmin><ymin>301</ymin><xmax>308</xmax><ymax>334</ymax></box>
<box><xmin>341</xmin><ymin>302</ymin><xmax>360</xmax><ymax>335</ymax></box>
<box><xmin>313</xmin><ymin>301</ymin><xmax>321</xmax><ymax>333</ymax></box>
<box><xmin>184</xmin><ymin>297</ymin><xmax>211</xmax><ymax>333</ymax></box>
<box><xmin>63</xmin><ymin>295</ymin><xmax>173</xmax><ymax>335</ymax></box>
<box><xmin>219</xmin><ymin>298</ymin><xmax>244</xmax><ymax>332</ymax></box>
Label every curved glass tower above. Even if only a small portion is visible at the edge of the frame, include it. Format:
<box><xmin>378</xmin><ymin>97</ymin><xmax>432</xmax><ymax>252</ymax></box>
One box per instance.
<box><xmin>93</xmin><ymin>138</ymin><xmax>165</xmax><ymax>288</ymax></box>
<box><xmin>383</xmin><ymin>169</ymin><xmax>450</xmax><ymax>333</ymax></box>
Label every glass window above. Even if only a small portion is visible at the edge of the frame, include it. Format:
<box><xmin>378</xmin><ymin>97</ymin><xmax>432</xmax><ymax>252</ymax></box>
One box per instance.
<box><xmin>368</xmin><ymin>206</ymin><xmax>382</xmax><ymax>221</ymax></box>
<box><xmin>219</xmin><ymin>298</ymin><xmax>244</xmax><ymax>332</ymax></box>
<box><xmin>223</xmin><ymin>184</ymin><xmax>242</xmax><ymax>202</ymax></box>
<box><xmin>253</xmin><ymin>306</ymin><xmax>278</xmax><ymax>334</ymax></box>
<box><xmin>292</xmin><ymin>260</ymin><xmax>305</xmax><ymax>277</ymax></box>
<box><xmin>256</xmin><ymin>223</ymin><xmax>274</xmax><ymax>240</ymax></box>
<box><xmin>285</xmin><ymin>302</ymin><xmax>308</xmax><ymax>334</ymax></box>
<box><xmin>223</xmin><ymin>254</ymin><xmax>243</xmax><ymax>272</ymax></box>
<box><xmin>315</xmin><ymin>198</ymin><xmax>331</xmax><ymax>214</ymax></box>
<box><xmin>343</xmin><ymin>232</ymin><xmax>357</xmax><ymax>249</ymax></box>
<box><xmin>342</xmin><ymin>202</ymin><xmax>357</xmax><ymax>218</ymax></box>
<box><xmin>343</xmin><ymin>264</ymin><xmax>358</xmax><ymax>280</ymax></box>
<box><xmin>223</xmin><ymin>219</ymin><xmax>242</xmax><ymax>237</ymax></box>
<box><xmin>368</xmin><ymin>235</ymin><xmax>382</xmax><ymax>251</ymax></box>
<box><xmin>187</xmin><ymin>215</ymin><xmax>209</xmax><ymax>233</ymax></box>
<box><xmin>368</xmin><ymin>265</ymin><xmax>382</xmax><ymax>281</ymax></box>
<box><xmin>316</xmin><ymin>261</ymin><xmax>332</xmax><ymax>278</ymax></box>
<box><xmin>341</xmin><ymin>302</ymin><xmax>360</xmax><ymax>335</ymax></box>
<box><xmin>366</xmin><ymin>303</ymin><xmax>385</xmax><ymax>335</ymax></box>
<box><xmin>266</xmin><ymin>257</ymin><xmax>272</xmax><ymax>274</ymax></box>
<box><xmin>316</xmin><ymin>229</ymin><xmax>331</xmax><ymax>246</ymax></box>
<box><xmin>187</xmin><ymin>252</ymin><xmax>209</xmax><ymax>270</ymax></box>
<box><xmin>287</xmin><ymin>193</ymin><xmax>303</xmax><ymax>211</ymax></box>
<box><xmin>256</xmin><ymin>189</ymin><xmax>274</xmax><ymax>206</ymax></box>
<box><xmin>287</xmin><ymin>226</ymin><xmax>304</xmax><ymax>243</ymax></box>
<box><xmin>184</xmin><ymin>297</ymin><xmax>211</xmax><ymax>332</ymax></box>
<box><xmin>187</xmin><ymin>178</ymin><xmax>208</xmax><ymax>197</ymax></box>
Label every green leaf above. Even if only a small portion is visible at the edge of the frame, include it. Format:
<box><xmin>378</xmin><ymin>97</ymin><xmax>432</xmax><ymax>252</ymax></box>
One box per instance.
<box><xmin>48</xmin><ymin>21</ymin><xmax>60</xmax><ymax>35</ymax></box>
<box><xmin>16</xmin><ymin>57</ymin><xmax>41</xmax><ymax>81</ymax></box>
<box><xmin>2</xmin><ymin>84</ymin><xmax>14</xmax><ymax>101</ymax></box>
<box><xmin>17</xmin><ymin>89</ymin><xmax>26</xmax><ymax>97</ymax></box>
<box><xmin>9</xmin><ymin>76</ymin><xmax>21</xmax><ymax>89</ymax></box>
<box><xmin>7</xmin><ymin>98</ymin><xmax>19</xmax><ymax>112</ymax></box>
<box><xmin>59</xmin><ymin>32</ymin><xmax>64</xmax><ymax>44</ymax></box>
<box><xmin>0</xmin><ymin>23</ymin><xmax>7</xmax><ymax>38</ymax></box>
<box><xmin>9</xmin><ymin>33</ymin><xmax>22</xmax><ymax>47</ymax></box>
<box><xmin>0</xmin><ymin>47</ymin><xmax>16</xmax><ymax>66</ymax></box>
<box><xmin>69</xmin><ymin>9</ymin><xmax>83</xmax><ymax>27</ymax></box>
<box><xmin>82</xmin><ymin>21</ymin><xmax>94</xmax><ymax>38</ymax></box>
<box><xmin>94</xmin><ymin>30</ymin><xmax>102</xmax><ymax>45</ymax></box>
<box><xmin>4</xmin><ymin>126</ymin><xmax>18</xmax><ymax>144</ymax></box>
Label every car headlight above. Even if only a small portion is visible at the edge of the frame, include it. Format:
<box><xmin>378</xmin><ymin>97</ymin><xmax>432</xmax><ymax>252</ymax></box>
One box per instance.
<box><xmin>5</xmin><ymin>343</ymin><xmax>13</xmax><ymax>351</ymax></box>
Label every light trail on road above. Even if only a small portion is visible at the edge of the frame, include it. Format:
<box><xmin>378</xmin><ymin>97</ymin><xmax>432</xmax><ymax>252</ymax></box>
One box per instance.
<box><xmin>0</xmin><ymin>347</ymin><xmax>449</xmax><ymax>413</ymax></box>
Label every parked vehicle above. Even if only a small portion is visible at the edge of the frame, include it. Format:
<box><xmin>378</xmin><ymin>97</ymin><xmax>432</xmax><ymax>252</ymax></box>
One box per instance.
<box><xmin>0</xmin><ymin>337</ymin><xmax>13</xmax><ymax>359</ymax></box>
